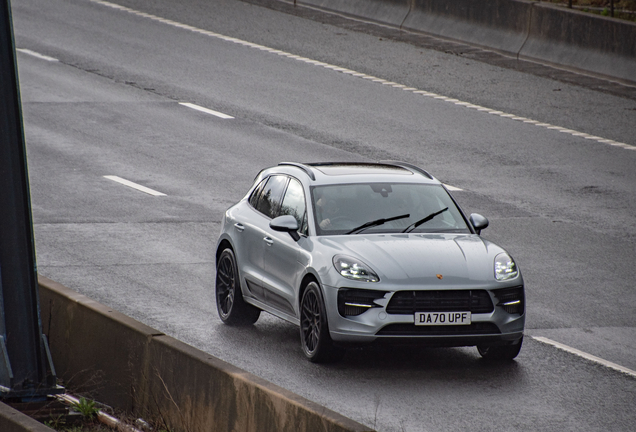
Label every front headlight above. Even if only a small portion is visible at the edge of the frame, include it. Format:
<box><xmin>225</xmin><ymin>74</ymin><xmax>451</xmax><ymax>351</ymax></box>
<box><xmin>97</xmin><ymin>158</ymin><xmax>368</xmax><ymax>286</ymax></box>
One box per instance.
<box><xmin>333</xmin><ymin>255</ymin><xmax>379</xmax><ymax>282</ymax></box>
<box><xmin>494</xmin><ymin>253</ymin><xmax>518</xmax><ymax>281</ymax></box>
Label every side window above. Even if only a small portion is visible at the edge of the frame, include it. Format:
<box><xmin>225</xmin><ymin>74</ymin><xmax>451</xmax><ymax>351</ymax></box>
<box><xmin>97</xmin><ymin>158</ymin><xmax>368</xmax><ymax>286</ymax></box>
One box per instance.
<box><xmin>279</xmin><ymin>178</ymin><xmax>308</xmax><ymax>235</ymax></box>
<box><xmin>255</xmin><ymin>175</ymin><xmax>288</xmax><ymax>219</ymax></box>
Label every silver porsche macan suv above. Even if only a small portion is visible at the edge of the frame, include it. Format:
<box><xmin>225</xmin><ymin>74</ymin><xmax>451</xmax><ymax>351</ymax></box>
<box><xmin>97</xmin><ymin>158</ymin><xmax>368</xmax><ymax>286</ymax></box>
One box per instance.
<box><xmin>215</xmin><ymin>162</ymin><xmax>525</xmax><ymax>362</ymax></box>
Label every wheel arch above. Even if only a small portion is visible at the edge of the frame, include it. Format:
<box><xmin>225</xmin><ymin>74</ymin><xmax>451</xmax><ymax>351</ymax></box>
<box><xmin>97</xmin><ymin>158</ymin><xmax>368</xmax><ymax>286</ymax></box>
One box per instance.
<box><xmin>216</xmin><ymin>238</ymin><xmax>234</xmax><ymax>264</ymax></box>
<box><xmin>298</xmin><ymin>271</ymin><xmax>321</xmax><ymax>310</ymax></box>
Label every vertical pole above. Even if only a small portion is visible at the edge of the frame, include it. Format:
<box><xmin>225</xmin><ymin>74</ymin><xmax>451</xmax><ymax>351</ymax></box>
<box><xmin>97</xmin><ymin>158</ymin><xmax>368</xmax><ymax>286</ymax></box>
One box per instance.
<box><xmin>0</xmin><ymin>0</ymin><xmax>60</xmax><ymax>399</ymax></box>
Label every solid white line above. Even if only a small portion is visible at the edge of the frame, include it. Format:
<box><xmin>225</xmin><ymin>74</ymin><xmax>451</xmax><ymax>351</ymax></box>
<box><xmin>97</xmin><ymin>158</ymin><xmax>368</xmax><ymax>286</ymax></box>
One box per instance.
<box><xmin>104</xmin><ymin>175</ymin><xmax>166</xmax><ymax>196</ymax></box>
<box><xmin>16</xmin><ymin>48</ymin><xmax>59</xmax><ymax>62</ymax></box>
<box><xmin>89</xmin><ymin>0</ymin><xmax>635</xmax><ymax>152</ymax></box>
<box><xmin>532</xmin><ymin>336</ymin><xmax>636</xmax><ymax>379</ymax></box>
<box><xmin>179</xmin><ymin>102</ymin><xmax>234</xmax><ymax>119</ymax></box>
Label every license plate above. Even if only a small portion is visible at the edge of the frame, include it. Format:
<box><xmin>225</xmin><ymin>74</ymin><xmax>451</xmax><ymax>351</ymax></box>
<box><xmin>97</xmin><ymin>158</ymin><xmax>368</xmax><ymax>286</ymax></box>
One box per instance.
<box><xmin>415</xmin><ymin>311</ymin><xmax>471</xmax><ymax>326</ymax></box>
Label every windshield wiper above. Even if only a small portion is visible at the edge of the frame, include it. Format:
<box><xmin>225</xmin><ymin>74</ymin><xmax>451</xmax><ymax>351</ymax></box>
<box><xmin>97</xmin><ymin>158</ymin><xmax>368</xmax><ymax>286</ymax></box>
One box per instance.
<box><xmin>346</xmin><ymin>214</ymin><xmax>410</xmax><ymax>235</ymax></box>
<box><xmin>402</xmin><ymin>207</ymin><xmax>448</xmax><ymax>233</ymax></box>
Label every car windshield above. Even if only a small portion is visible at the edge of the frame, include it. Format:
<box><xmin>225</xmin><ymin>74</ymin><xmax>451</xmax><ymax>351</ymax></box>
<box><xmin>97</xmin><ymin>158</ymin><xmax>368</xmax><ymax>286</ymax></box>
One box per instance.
<box><xmin>311</xmin><ymin>183</ymin><xmax>470</xmax><ymax>235</ymax></box>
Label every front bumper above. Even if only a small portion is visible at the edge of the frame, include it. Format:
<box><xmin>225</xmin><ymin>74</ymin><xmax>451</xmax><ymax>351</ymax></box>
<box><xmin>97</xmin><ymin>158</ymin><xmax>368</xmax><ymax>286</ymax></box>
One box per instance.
<box><xmin>323</xmin><ymin>284</ymin><xmax>525</xmax><ymax>347</ymax></box>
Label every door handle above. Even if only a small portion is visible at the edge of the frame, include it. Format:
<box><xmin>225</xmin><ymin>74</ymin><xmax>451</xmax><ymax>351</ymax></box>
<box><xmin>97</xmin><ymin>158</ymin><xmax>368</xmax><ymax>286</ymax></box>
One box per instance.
<box><xmin>263</xmin><ymin>237</ymin><xmax>274</xmax><ymax>246</ymax></box>
<box><xmin>234</xmin><ymin>223</ymin><xmax>244</xmax><ymax>232</ymax></box>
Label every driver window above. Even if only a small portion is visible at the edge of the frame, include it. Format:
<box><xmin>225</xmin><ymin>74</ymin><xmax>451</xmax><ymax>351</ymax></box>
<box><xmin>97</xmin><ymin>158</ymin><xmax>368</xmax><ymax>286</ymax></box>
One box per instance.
<box><xmin>255</xmin><ymin>175</ymin><xmax>288</xmax><ymax>219</ymax></box>
<box><xmin>279</xmin><ymin>178</ymin><xmax>308</xmax><ymax>236</ymax></box>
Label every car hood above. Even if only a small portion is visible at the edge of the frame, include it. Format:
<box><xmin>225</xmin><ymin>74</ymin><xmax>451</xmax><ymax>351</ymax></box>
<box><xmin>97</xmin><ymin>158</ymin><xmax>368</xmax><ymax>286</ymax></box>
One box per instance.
<box><xmin>316</xmin><ymin>233</ymin><xmax>504</xmax><ymax>286</ymax></box>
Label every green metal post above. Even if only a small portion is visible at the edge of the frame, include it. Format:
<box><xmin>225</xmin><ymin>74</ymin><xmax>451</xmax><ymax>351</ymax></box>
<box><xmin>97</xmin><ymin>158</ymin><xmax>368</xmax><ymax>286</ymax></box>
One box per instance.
<box><xmin>0</xmin><ymin>0</ymin><xmax>61</xmax><ymax>399</ymax></box>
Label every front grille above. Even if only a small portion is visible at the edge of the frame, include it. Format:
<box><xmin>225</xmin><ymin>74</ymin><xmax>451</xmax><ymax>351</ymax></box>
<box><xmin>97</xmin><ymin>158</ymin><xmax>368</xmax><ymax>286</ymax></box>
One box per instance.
<box><xmin>386</xmin><ymin>290</ymin><xmax>494</xmax><ymax>315</ymax></box>
<box><xmin>376</xmin><ymin>322</ymin><xmax>501</xmax><ymax>336</ymax></box>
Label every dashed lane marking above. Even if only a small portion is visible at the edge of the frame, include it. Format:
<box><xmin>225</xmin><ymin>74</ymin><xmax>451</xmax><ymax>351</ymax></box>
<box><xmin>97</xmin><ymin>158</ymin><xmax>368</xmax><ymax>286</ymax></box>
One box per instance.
<box><xmin>104</xmin><ymin>175</ymin><xmax>167</xmax><ymax>196</ymax></box>
<box><xmin>16</xmin><ymin>48</ymin><xmax>59</xmax><ymax>62</ymax></box>
<box><xmin>89</xmin><ymin>0</ymin><xmax>635</xmax><ymax>152</ymax></box>
<box><xmin>179</xmin><ymin>102</ymin><xmax>234</xmax><ymax>119</ymax></box>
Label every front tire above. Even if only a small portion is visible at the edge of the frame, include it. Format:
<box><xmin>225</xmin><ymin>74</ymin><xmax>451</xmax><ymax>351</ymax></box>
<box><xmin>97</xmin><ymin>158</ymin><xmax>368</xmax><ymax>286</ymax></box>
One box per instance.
<box><xmin>300</xmin><ymin>282</ymin><xmax>345</xmax><ymax>363</ymax></box>
<box><xmin>215</xmin><ymin>248</ymin><xmax>260</xmax><ymax>326</ymax></box>
<box><xmin>477</xmin><ymin>336</ymin><xmax>523</xmax><ymax>361</ymax></box>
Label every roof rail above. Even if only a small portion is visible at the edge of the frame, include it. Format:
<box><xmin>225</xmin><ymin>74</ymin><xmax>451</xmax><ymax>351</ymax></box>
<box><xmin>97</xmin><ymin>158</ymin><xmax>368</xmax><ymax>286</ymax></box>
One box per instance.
<box><xmin>380</xmin><ymin>161</ymin><xmax>434</xmax><ymax>180</ymax></box>
<box><xmin>278</xmin><ymin>162</ymin><xmax>316</xmax><ymax>181</ymax></box>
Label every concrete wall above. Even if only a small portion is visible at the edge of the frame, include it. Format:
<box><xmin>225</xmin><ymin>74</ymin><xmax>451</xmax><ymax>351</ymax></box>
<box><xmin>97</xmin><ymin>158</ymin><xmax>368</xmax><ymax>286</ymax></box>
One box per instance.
<box><xmin>36</xmin><ymin>276</ymin><xmax>372</xmax><ymax>432</ymax></box>
<box><xmin>297</xmin><ymin>0</ymin><xmax>636</xmax><ymax>85</ymax></box>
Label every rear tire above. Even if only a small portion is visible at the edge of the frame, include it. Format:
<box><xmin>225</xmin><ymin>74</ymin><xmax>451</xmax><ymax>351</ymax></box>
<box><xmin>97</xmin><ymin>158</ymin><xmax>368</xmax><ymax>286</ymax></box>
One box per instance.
<box><xmin>300</xmin><ymin>282</ymin><xmax>346</xmax><ymax>363</ymax></box>
<box><xmin>215</xmin><ymin>248</ymin><xmax>260</xmax><ymax>326</ymax></box>
<box><xmin>477</xmin><ymin>336</ymin><xmax>523</xmax><ymax>361</ymax></box>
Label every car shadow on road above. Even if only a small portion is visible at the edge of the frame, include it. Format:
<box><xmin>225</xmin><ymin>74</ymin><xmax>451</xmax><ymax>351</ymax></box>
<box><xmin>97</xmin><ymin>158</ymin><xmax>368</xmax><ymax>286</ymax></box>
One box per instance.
<box><xmin>327</xmin><ymin>344</ymin><xmax>527</xmax><ymax>394</ymax></box>
<box><xmin>342</xmin><ymin>343</ymin><xmax>522</xmax><ymax>371</ymax></box>
<box><xmin>215</xmin><ymin>319</ymin><xmax>525</xmax><ymax>383</ymax></box>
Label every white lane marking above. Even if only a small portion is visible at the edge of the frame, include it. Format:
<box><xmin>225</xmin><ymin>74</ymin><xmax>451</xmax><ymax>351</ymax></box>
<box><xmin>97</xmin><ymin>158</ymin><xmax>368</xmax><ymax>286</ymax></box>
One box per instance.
<box><xmin>179</xmin><ymin>102</ymin><xmax>234</xmax><ymax>119</ymax></box>
<box><xmin>89</xmin><ymin>0</ymin><xmax>635</xmax><ymax>152</ymax></box>
<box><xmin>532</xmin><ymin>336</ymin><xmax>636</xmax><ymax>379</ymax></box>
<box><xmin>443</xmin><ymin>184</ymin><xmax>463</xmax><ymax>191</ymax></box>
<box><xmin>16</xmin><ymin>48</ymin><xmax>59</xmax><ymax>62</ymax></box>
<box><xmin>104</xmin><ymin>175</ymin><xmax>167</xmax><ymax>196</ymax></box>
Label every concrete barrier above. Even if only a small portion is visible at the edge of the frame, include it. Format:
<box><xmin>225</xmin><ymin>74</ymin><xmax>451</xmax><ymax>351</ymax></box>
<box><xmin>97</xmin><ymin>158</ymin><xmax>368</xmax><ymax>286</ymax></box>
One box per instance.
<box><xmin>301</xmin><ymin>0</ymin><xmax>410</xmax><ymax>27</ymax></box>
<box><xmin>294</xmin><ymin>0</ymin><xmax>636</xmax><ymax>85</ymax></box>
<box><xmin>521</xmin><ymin>3</ymin><xmax>636</xmax><ymax>84</ymax></box>
<box><xmin>0</xmin><ymin>403</ymin><xmax>55</xmax><ymax>432</ymax></box>
<box><xmin>36</xmin><ymin>276</ymin><xmax>373</xmax><ymax>432</ymax></box>
<box><xmin>403</xmin><ymin>0</ymin><xmax>534</xmax><ymax>56</ymax></box>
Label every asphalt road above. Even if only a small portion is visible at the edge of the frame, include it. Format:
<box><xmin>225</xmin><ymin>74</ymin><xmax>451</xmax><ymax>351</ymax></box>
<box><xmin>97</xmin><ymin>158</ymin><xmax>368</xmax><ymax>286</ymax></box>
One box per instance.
<box><xmin>11</xmin><ymin>0</ymin><xmax>636</xmax><ymax>430</ymax></box>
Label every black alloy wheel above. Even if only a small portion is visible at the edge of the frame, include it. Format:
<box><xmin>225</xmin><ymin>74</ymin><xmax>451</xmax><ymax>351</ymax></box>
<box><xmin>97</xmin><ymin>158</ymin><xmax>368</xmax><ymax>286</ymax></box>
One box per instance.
<box><xmin>215</xmin><ymin>248</ymin><xmax>260</xmax><ymax>325</ymax></box>
<box><xmin>300</xmin><ymin>281</ymin><xmax>345</xmax><ymax>363</ymax></box>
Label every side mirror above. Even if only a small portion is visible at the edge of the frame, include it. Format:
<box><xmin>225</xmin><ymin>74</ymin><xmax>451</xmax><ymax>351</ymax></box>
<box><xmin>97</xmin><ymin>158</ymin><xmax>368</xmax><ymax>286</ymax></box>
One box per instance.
<box><xmin>270</xmin><ymin>215</ymin><xmax>300</xmax><ymax>241</ymax></box>
<box><xmin>469</xmin><ymin>213</ymin><xmax>489</xmax><ymax>235</ymax></box>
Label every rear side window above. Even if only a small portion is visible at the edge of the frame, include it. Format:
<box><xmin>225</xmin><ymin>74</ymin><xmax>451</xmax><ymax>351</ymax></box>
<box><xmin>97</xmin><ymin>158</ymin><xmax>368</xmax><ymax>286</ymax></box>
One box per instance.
<box><xmin>249</xmin><ymin>179</ymin><xmax>266</xmax><ymax>208</ymax></box>
<box><xmin>253</xmin><ymin>175</ymin><xmax>288</xmax><ymax>219</ymax></box>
